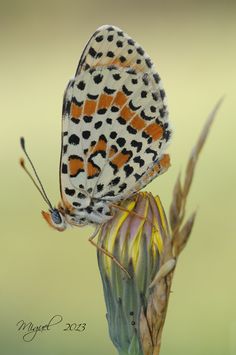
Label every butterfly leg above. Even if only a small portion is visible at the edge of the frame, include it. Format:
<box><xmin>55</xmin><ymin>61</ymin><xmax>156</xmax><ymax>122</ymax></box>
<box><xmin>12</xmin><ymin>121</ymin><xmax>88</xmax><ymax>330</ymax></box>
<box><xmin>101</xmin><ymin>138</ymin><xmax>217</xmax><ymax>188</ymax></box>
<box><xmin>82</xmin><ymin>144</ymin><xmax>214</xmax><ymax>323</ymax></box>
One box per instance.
<box><xmin>88</xmin><ymin>228</ymin><xmax>131</xmax><ymax>279</ymax></box>
<box><xmin>110</xmin><ymin>203</ymin><xmax>159</xmax><ymax>234</ymax></box>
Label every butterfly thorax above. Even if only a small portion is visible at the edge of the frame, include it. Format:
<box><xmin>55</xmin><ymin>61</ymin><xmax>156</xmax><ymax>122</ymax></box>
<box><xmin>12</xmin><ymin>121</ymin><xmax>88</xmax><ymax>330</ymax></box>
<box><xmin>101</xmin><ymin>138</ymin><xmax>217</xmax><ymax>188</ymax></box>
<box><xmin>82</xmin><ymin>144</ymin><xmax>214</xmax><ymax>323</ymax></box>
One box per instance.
<box><xmin>60</xmin><ymin>198</ymin><xmax>114</xmax><ymax>226</ymax></box>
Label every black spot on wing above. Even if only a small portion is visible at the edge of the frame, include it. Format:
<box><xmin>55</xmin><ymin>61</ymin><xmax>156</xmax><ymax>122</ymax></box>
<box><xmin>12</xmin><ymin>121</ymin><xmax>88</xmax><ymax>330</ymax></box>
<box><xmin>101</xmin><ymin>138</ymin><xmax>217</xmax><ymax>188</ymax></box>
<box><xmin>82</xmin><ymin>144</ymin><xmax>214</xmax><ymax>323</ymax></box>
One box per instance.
<box><xmin>107</xmin><ymin>35</ymin><xmax>114</xmax><ymax>41</ymax></box>
<box><xmin>62</xmin><ymin>164</ymin><xmax>68</xmax><ymax>174</ymax></box>
<box><xmin>133</xmin><ymin>156</ymin><xmax>145</xmax><ymax>167</ymax></box>
<box><xmin>95</xmin><ymin>35</ymin><xmax>103</xmax><ymax>42</ymax></box>
<box><xmin>96</xmin><ymin>52</ymin><xmax>103</xmax><ymax>58</ymax></box>
<box><xmin>73</xmin><ymin>202</ymin><xmax>81</xmax><ymax>207</ymax></box>
<box><xmin>117</xmin><ymin>117</ymin><xmax>127</xmax><ymax>125</ymax></box>
<box><xmin>163</xmin><ymin>130</ymin><xmax>171</xmax><ymax>142</ymax></box>
<box><xmin>116</xmin><ymin>40</ymin><xmax>123</xmax><ymax>47</ymax></box>
<box><xmin>97</xmin><ymin>108</ymin><xmax>107</xmax><ymax>115</ymax></box>
<box><xmin>160</xmin><ymin>89</ymin><xmax>166</xmax><ymax>100</ymax></box>
<box><xmin>83</xmin><ymin>116</ymin><xmax>93</xmax><ymax>123</ymax></box>
<box><xmin>63</xmin><ymin>100</ymin><xmax>71</xmax><ymax>116</ymax></box>
<box><xmin>89</xmin><ymin>47</ymin><xmax>97</xmax><ymax>58</ymax></box>
<box><xmin>119</xmin><ymin>56</ymin><xmax>126</xmax><ymax>63</ymax></box>
<box><xmin>153</xmin><ymin>73</ymin><xmax>161</xmax><ymax>83</ymax></box>
<box><xmin>94</xmin><ymin>121</ymin><xmax>103</xmax><ymax>129</ymax></box>
<box><xmin>145</xmin><ymin>58</ymin><xmax>153</xmax><ymax>68</ymax></box>
<box><xmin>71</xmin><ymin>117</ymin><xmax>79</xmax><ymax>124</ymax></box>
<box><xmin>72</xmin><ymin>97</ymin><xmax>83</xmax><ymax>106</ymax></box>
<box><xmin>118</xmin><ymin>183</ymin><xmax>127</xmax><ymax>193</ymax></box>
<box><xmin>127</xmin><ymin>125</ymin><xmax>137</xmax><ymax>134</ymax></box>
<box><xmin>152</xmin><ymin>92</ymin><xmax>159</xmax><ymax>101</ymax></box>
<box><xmin>107</xmin><ymin>51</ymin><xmax>115</xmax><ymax>58</ymax></box>
<box><xmin>131</xmin><ymin>78</ymin><xmax>138</xmax><ymax>84</ymax></box>
<box><xmin>113</xmin><ymin>73</ymin><xmax>121</xmax><ymax>81</ymax></box>
<box><xmin>141</xmin><ymin>90</ymin><xmax>147</xmax><ymax>98</ymax></box>
<box><xmin>63</xmin><ymin>145</ymin><xmax>68</xmax><ymax>154</ymax></box>
<box><xmin>159</xmin><ymin>107</ymin><xmax>166</xmax><ymax>118</ymax></box>
<box><xmin>131</xmin><ymin>140</ymin><xmax>142</xmax><ymax>153</ymax></box>
<box><xmin>134</xmin><ymin>172</ymin><xmax>144</xmax><ymax>181</ymax></box>
<box><xmin>145</xmin><ymin>147</ymin><xmax>158</xmax><ymax>161</ymax></box>
<box><xmin>116</xmin><ymin>137</ymin><xmax>126</xmax><ymax>147</ymax></box>
<box><xmin>111</xmin><ymin>106</ymin><xmax>119</xmax><ymax>112</ymax></box>
<box><xmin>89</xmin><ymin>68</ymin><xmax>96</xmax><ymax>74</ymax></box>
<box><xmin>110</xmin><ymin>131</ymin><xmax>117</xmax><ymax>139</ymax></box>
<box><xmin>127</xmin><ymin>68</ymin><xmax>136</xmax><ymax>75</ymax></box>
<box><xmin>128</xmin><ymin>38</ymin><xmax>134</xmax><ymax>45</ymax></box>
<box><xmin>87</xmin><ymin>93</ymin><xmax>99</xmax><ymax>100</ymax></box>
<box><xmin>122</xmin><ymin>85</ymin><xmax>133</xmax><ymax>96</ymax></box>
<box><xmin>140</xmin><ymin>110</ymin><xmax>153</xmax><ymax>121</ymax></box>
<box><xmin>82</xmin><ymin>131</ymin><xmax>91</xmax><ymax>139</ymax></box>
<box><xmin>142</xmin><ymin>131</ymin><xmax>149</xmax><ymax>139</ymax></box>
<box><xmin>102</xmin><ymin>191</ymin><xmax>115</xmax><ymax>198</ymax></box>
<box><xmin>94</xmin><ymin>74</ymin><xmax>103</xmax><ymax>84</ymax></box>
<box><xmin>104</xmin><ymin>86</ymin><xmax>116</xmax><ymax>94</ymax></box>
<box><xmin>69</xmin><ymin>134</ymin><xmax>80</xmax><ymax>145</ymax></box>
<box><xmin>110</xmin><ymin>177</ymin><xmax>120</xmax><ymax>186</ymax></box>
<box><xmin>150</xmin><ymin>106</ymin><xmax>156</xmax><ymax>113</ymax></box>
<box><xmin>142</xmin><ymin>74</ymin><xmax>149</xmax><ymax>86</ymax></box>
<box><xmin>97</xmin><ymin>184</ymin><xmax>104</xmax><ymax>192</ymax></box>
<box><xmin>124</xmin><ymin>164</ymin><xmax>134</xmax><ymax>177</ymax></box>
<box><xmin>129</xmin><ymin>100</ymin><xmax>141</xmax><ymax>111</ymax></box>
<box><xmin>77</xmin><ymin>81</ymin><xmax>86</xmax><ymax>90</ymax></box>
<box><xmin>137</xmin><ymin>47</ymin><xmax>144</xmax><ymax>56</ymax></box>
<box><xmin>65</xmin><ymin>188</ymin><xmax>75</xmax><ymax>196</ymax></box>
<box><xmin>78</xmin><ymin>192</ymin><xmax>86</xmax><ymax>199</ymax></box>
<box><xmin>86</xmin><ymin>206</ymin><xmax>93</xmax><ymax>213</ymax></box>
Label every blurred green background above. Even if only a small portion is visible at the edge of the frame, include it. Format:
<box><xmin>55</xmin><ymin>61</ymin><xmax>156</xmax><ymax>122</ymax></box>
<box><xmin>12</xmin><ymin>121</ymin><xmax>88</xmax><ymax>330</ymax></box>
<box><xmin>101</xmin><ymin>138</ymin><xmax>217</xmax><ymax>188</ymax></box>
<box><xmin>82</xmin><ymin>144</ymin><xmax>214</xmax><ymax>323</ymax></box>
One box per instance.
<box><xmin>0</xmin><ymin>0</ymin><xmax>236</xmax><ymax>354</ymax></box>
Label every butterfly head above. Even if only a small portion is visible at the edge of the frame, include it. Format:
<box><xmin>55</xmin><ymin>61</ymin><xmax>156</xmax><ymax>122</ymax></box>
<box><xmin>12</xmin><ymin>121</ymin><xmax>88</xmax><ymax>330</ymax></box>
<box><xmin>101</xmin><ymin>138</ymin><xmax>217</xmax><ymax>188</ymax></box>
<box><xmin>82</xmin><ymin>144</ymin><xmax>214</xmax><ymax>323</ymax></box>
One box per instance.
<box><xmin>42</xmin><ymin>208</ymin><xmax>67</xmax><ymax>231</ymax></box>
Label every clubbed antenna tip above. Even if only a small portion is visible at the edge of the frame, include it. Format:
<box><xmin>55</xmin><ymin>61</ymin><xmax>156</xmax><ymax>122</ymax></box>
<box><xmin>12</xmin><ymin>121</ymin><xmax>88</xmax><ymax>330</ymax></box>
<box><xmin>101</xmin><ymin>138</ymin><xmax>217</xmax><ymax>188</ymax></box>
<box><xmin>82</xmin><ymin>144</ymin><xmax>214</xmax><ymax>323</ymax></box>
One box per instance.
<box><xmin>19</xmin><ymin>157</ymin><xmax>25</xmax><ymax>167</ymax></box>
<box><xmin>20</xmin><ymin>137</ymin><xmax>25</xmax><ymax>150</ymax></box>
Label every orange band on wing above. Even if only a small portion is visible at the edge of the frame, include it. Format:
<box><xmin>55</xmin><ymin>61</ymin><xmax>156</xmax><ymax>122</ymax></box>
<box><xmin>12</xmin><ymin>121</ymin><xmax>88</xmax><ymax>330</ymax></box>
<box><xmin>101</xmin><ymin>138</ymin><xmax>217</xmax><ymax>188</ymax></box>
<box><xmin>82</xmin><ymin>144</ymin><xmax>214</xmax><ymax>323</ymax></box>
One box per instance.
<box><xmin>144</xmin><ymin>123</ymin><xmax>163</xmax><ymax>141</ymax></box>
<box><xmin>160</xmin><ymin>154</ymin><xmax>170</xmax><ymax>169</ymax></box>
<box><xmin>98</xmin><ymin>93</ymin><xmax>113</xmax><ymax>109</ymax></box>
<box><xmin>84</xmin><ymin>100</ymin><xmax>97</xmax><ymax>116</ymax></box>
<box><xmin>110</xmin><ymin>59</ymin><xmax>128</xmax><ymax>68</ymax></box>
<box><xmin>108</xmin><ymin>147</ymin><xmax>117</xmax><ymax>158</ymax></box>
<box><xmin>130</xmin><ymin>115</ymin><xmax>146</xmax><ymax>130</ymax></box>
<box><xmin>150</xmin><ymin>154</ymin><xmax>170</xmax><ymax>177</ymax></box>
<box><xmin>90</xmin><ymin>137</ymin><xmax>107</xmax><ymax>154</ymax></box>
<box><xmin>113</xmin><ymin>91</ymin><xmax>128</xmax><ymax>107</ymax></box>
<box><xmin>120</xmin><ymin>105</ymin><xmax>134</xmax><ymax>121</ymax></box>
<box><xmin>87</xmin><ymin>162</ymin><xmax>100</xmax><ymax>178</ymax></box>
<box><xmin>111</xmin><ymin>151</ymin><xmax>132</xmax><ymax>169</ymax></box>
<box><xmin>71</xmin><ymin>102</ymin><xmax>82</xmax><ymax>118</ymax></box>
<box><xmin>69</xmin><ymin>157</ymin><xmax>84</xmax><ymax>176</ymax></box>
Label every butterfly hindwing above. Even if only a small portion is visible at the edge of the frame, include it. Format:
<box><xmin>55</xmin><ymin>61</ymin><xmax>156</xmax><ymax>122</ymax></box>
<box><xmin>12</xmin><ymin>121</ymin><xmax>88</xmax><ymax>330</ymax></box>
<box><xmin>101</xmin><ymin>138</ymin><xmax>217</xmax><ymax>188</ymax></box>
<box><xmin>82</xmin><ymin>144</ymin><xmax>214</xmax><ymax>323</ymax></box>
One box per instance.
<box><xmin>60</xmin><ymin>25</ymin><xmax>172</xmax><ymax>211</ymax></box>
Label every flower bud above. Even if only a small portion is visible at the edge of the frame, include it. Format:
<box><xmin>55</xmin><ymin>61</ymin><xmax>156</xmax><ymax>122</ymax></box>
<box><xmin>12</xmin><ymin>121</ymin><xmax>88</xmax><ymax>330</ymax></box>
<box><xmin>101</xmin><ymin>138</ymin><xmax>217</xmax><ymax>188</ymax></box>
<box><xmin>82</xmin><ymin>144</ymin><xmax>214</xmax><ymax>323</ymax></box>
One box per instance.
<box><xmin>97</xmin><ymin>192</ymin><xmax>170</xmax><ymax>355</ymax></box>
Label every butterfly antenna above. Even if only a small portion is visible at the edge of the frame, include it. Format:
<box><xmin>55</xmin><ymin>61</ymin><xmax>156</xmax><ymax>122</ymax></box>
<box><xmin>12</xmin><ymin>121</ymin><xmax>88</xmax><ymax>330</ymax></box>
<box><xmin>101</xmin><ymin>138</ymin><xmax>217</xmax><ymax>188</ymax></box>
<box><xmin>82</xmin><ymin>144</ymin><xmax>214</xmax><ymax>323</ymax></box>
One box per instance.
<box><xmin>19</xmin><ymin>137</ymin><xmax>53</xmax><ymax>210</ymax></box>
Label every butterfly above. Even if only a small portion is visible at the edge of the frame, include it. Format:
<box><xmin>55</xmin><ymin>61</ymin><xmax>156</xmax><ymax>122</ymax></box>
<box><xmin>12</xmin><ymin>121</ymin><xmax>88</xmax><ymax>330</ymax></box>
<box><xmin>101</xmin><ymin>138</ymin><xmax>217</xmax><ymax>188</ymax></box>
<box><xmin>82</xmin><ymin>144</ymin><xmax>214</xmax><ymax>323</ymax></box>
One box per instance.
<box><xmin>20</xmin><ymin>25</ymin><xmax>172</xmax><ymax>238</ymax></box>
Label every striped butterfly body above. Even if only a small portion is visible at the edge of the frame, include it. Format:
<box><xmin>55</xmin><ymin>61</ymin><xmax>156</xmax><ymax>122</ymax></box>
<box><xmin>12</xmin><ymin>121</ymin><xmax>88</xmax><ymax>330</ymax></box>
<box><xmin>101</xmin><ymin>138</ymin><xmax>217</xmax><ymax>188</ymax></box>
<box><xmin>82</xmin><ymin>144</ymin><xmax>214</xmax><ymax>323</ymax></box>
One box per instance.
<box><xmin>21</xmin><ymin>25</ymin><xmax>172</xmax><ymax>233</ymax></box>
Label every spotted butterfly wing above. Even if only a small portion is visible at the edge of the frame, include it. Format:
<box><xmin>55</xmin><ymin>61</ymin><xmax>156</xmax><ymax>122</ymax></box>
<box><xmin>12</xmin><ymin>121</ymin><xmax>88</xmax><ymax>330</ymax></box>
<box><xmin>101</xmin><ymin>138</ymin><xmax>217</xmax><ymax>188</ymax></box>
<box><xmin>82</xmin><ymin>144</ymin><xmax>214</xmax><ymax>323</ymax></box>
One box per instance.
<box><xmin>60</xmin><ymin>25</ymin><xmax>172</xmax><ymax>222</ymax></box>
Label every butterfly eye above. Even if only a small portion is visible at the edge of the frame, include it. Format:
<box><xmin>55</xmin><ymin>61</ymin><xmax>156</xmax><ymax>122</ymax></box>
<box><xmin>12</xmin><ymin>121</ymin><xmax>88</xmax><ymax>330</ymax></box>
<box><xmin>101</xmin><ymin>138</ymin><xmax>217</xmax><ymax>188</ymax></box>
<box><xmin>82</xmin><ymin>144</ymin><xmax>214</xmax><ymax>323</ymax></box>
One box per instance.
<box><xmin>51</xmin><ymin>209</ymin><xmax>62</xmax><ymax>225</ymax></box>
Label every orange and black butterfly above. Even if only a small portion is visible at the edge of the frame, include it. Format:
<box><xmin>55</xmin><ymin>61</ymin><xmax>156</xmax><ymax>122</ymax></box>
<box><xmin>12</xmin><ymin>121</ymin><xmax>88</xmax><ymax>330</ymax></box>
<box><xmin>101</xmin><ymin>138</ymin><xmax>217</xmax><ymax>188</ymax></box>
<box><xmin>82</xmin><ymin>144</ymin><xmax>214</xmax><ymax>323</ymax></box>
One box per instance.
<box><xmin>20</xmin><ymin>25</ymin><xmax>172</xmax><ymax>233</ymax></box>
